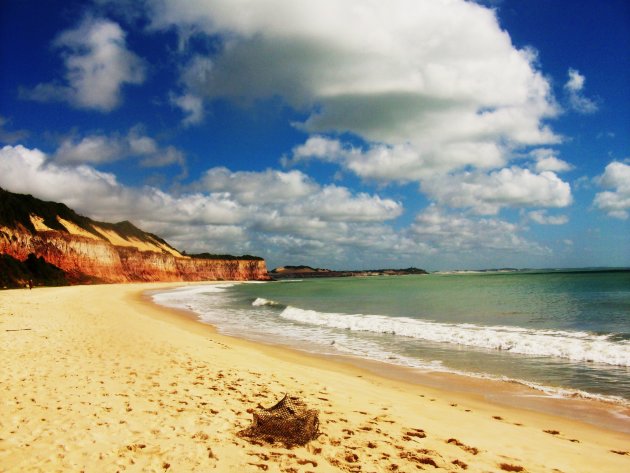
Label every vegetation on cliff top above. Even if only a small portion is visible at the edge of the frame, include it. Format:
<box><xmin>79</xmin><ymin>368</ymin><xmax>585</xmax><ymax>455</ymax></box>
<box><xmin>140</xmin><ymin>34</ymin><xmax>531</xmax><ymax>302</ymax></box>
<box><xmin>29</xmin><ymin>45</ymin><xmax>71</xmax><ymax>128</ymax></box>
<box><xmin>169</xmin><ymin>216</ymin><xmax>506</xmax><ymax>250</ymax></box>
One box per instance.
<box><xmin>0</xmin><ymin>187</ymin><xmax>95</xmax><ymax>235</ymax></box>
<box><xmin>189</xmin><ymin>252</ymin><xmax>264</xmax><ymax>261</ymax></box>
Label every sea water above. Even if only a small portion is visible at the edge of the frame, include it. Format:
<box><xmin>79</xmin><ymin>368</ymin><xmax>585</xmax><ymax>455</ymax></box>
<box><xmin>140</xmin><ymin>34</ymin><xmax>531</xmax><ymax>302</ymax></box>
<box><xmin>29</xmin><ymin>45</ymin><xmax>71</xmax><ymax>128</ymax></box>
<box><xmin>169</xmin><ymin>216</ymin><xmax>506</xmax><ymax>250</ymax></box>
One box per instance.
<box><xmin>151</xmin><ymin>270</ymin><xmax>630</xmax><ymax>404</ymax></box>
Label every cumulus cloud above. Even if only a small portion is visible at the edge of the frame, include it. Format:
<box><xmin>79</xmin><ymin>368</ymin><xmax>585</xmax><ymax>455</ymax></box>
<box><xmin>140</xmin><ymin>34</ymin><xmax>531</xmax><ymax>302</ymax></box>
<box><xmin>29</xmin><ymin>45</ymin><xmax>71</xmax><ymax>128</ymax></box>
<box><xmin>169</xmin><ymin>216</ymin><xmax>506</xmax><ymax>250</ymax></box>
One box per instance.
<box><xmin>284</xmin><ymin>186</ymin><xmax>402</xmax><ymax>222</ymax></box>
<box><xmin>54</xmin><ymin>135</ymin><xmax>125</xmax><ymax>165</ymax></box>
<box><xmin>21</xmin><ymin>17</ymin><xmax>145</xmax><ymax>111</ymax></box>
<box><xmin>289</xmin><ymin>136</ymin><xmax>425</xmax><ymax>182</ymax></box>
<box><xmin>288</xmin><ymin>138</ymin><xmax>574</xmax><ymax>215</ymax></box>
<box><xmin>0</xmin><ymin>144</ymin><xmax>121</xmax><ymax>212</ymax></box>
<box><xmin>410</xmin><ymin>206</ymin><xmax>548</xmax><ymax>254</ymax></box>
<box><xmin>0</xmin><ymin>144</ymin><xmax>556</xmax><ymax>268</ymax></box>
<box><xmin>0</xmin><ymin>144</ymin><xmax>407</xmax><ymax>264</ymax></box>
<box><xmin>527</xmin><ymin>210</ymin><xmax>569</xmax><ymax>225</ymax></box>
<box><xmin>148</xmin><ymin>0</ymin><xmax>559</xmax><ymax>176</ymax></box>
<box><xmin>195</xmin><ymin>167</ymin><xmax>401</xmax><ymax>222</ymax></box>
<box><xmin>53</xmin><ymin>128</ymin><xmax>185</xmax><ymax>169</ymax></box>
<box><xmin>564</xmin><ymin>68</ymin><xmax>598</xmax><ymax>114</ymax></box>
<box><xmin>0</xmin><ymin>144</ymin><xmax>231</xmax><ymax>224</ymax></box>
<box><xmin>593</xmin><ymin>161</ymin><xmax>630</xmax><ymax>219</ymax></box>
<box><xmin>420</xmin><ymin>167</ymin><xmax>572</xmax><ymax>215</ymax></box>
<box><xmin>289</xmin><ymin>136</ymin><xmax>506</xmax><ymax>182</ymax></box>
<box><xmin>530</xmin><ymin>148</ymin><xmax>573</xmax><ymax>173</ymax></box>
<box><xmin>197</xmin><ymin>167</ymin><xmax>318</xmax><ymax>204</ymax></box>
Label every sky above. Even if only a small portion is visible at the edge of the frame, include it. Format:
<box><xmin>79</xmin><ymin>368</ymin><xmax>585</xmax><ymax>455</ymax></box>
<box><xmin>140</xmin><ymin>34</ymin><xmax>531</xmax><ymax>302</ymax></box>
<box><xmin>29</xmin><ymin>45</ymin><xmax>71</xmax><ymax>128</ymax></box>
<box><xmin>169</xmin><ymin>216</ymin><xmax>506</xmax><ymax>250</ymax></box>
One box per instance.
<box><xmin>0</xmin><ymin>0</ymin><xmax>629</xmax><ymax>271</ymax></box>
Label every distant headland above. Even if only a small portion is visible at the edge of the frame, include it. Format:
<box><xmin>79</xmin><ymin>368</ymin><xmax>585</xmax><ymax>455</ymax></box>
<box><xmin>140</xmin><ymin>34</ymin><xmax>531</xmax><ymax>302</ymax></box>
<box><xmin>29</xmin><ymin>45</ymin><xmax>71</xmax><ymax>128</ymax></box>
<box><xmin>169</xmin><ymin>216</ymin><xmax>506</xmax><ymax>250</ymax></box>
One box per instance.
<box><xmin>270</xmin><ymin>265</ymin><xmax>428</xmax><ymax>280</ymax></box>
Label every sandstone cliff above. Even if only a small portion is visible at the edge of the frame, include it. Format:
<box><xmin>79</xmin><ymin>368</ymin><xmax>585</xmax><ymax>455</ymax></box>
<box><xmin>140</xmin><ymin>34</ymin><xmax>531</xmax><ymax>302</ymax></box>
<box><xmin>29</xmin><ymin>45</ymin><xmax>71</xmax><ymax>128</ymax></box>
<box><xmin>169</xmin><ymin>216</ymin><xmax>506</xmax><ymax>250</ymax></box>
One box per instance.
<box><xmin>0</xmin><ymin>188</ymin><xmax>269</xmax><ymax>283</ymax></box>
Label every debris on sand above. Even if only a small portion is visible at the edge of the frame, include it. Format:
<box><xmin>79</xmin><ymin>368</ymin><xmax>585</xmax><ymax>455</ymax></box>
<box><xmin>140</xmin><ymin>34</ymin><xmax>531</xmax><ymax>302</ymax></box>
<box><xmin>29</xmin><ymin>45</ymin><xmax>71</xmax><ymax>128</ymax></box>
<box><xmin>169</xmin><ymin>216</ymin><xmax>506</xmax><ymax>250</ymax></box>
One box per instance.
<box><xmin>238</xmin><ymin>394</ymin><xmax>319</xmax><ymax>447</ymax></box>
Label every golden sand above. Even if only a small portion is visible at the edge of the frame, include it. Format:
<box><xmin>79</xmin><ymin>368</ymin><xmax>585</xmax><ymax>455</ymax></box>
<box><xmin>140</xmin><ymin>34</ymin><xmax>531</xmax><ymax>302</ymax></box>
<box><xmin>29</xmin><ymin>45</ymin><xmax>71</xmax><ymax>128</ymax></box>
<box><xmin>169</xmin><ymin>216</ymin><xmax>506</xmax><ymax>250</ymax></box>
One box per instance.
<box><xmin>1</xmin><ymin>283</ymin><xmax>629</xmax><ymax>472</ymax></box>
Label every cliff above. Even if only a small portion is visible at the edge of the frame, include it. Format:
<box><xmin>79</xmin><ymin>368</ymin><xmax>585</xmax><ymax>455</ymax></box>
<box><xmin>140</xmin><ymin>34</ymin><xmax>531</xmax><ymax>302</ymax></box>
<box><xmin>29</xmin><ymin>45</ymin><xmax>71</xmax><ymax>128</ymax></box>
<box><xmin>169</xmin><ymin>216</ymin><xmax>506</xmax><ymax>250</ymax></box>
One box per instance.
<box><xmin>0</xmin><ymin>253</ymin><xmax>70</xmax><ymax>288</ymax></box>
<box><xmin>0</xmin><ymin>188</ymin><xmax>269</xmax><ymax>283</ymax></box>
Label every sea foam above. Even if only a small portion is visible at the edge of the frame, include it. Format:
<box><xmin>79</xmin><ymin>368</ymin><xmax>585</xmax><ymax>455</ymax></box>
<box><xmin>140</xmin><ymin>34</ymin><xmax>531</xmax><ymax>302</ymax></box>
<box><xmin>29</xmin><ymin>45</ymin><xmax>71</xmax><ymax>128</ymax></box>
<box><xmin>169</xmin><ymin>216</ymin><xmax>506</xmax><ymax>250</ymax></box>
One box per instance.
<box><xmin>276</xmin><ymin>304</ymin><xmax>630</xmax><ymax>367</ymax></box>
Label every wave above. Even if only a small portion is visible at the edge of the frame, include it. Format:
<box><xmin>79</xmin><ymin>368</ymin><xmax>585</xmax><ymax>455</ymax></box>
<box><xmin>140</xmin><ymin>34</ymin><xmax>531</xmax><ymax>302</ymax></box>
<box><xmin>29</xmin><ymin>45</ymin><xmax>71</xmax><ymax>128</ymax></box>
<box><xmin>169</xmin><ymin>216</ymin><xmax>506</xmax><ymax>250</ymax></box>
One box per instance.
<box><xmin>252</xmin><ymin>297</ymin><xmax>284</xmax><ymax>307</ymax></box>
<box><xmin>151</xmin><ymin>284</ymin><xmax>233</xmax><ymax>309</ymax></box>
<box><xmin>275</xmin><ymin>305</ymin><xmax>630</xmax><ymax>367</ymax></box>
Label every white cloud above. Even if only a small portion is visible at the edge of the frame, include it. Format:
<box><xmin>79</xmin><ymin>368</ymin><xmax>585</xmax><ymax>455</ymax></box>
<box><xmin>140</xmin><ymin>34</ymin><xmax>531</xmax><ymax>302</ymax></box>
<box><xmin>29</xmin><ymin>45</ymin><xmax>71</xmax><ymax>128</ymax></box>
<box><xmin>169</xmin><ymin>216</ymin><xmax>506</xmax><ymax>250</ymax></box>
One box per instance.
<box><xmin>0</xmin><ymin>145</ymin><xmax>121</xmax><ymax>212</ymax></box>
<box><xmin>0</xmin><ymin>146</ymin><xmax>560</xmax><ymax>267</ymax></box>
<box><xmin>22</xmin><ymin>17</ymin><xmax>145</xmax><ymax>111</ymax></box>
<box><xmin>140</xmin><ymin>146</ymin><xmax>186</xmax><ymax>169</ymax></box>
<box><xmin>0</xmin><ymin>116</ymin><xmax>29</xmax><ymax>144</ymax></box>
<box><xmin>53</xmin><ymin>128</ymin><xmax>185</xmax><ymax>169</ymax></box>
<box><xmin>594</xmin><ymin>161</ymin><xmax>630</xmax><ymax>219</ymax></box>
<box><xmin>197</xmin><ymin>167</ymin><xmax>317</xmax><ymax>204</ymax></box>
<box><xmin>290</xmin><ymin>139</ymin><xmax>574</xmax><ymax>215</ymax></box>
<box><xmin>284</xmin><ymin>186</ymin><xmax>402</xmax><ymax>222</ymax></box>
<box><xmin>421</xmin><ymin>167</ymin><xmax>572</xmax><ymax>215</ymax></box>
<box><xmin>127</xmin><ymin>133</ymin><xmax>158</xmax><ymax>155</ymax></box>
<box><xmin>0</xmin><ymin>144</ymin><xmax>557</xmax><ymax>268</ymax></box>
<box><xmin>0</xmin><ymin>144</ymin><xmax>224</xmax><ymax>223</ymax></box>
<box><xmin>170</xmin><ymin>92</ymin><xmax>205</xmax><ymax>125</ymax></box>
<box><xmin>290</xmin><ymin>136</ymin><xmax>343</xmax><ymax>163</ymax></box>
<box><xmin>530</xmin><ymin>148</ymin><xmax>573</xmax><ymax>173</ymax></box>
<box><xmin>410</xmin><ymin>206</ymin><xmax>548</xmax><ymax>254</ymax></box>
<box><xmin>528</xmin><ymin>210</ymin><xmax>569</xmax><ymax>225</ymax></box>
<box><xmin>54</xmin><ymin>135</ymin><xmax>125</xmax><ymax>165</ymax></box>
<box><xmin>149</xmin><ymin>0</ymin><xmax>559</xmax><ymax>176</ymax></box>
<box><xmin>196</xmin><ymin>167</ymin><xmax>401</xmax><ymax>222</ymax></box>
<box><xmin>0</xmin><ymin>144</ymin><xmax>405</xmax><ymax>265</ymax></box>
<box><xmin>288</xmin><ymin>136</ymin><xmax>505</xmax><ymax>182</ymax></box>
<box><xmin>289</xmin><ymin>136</ymin><xmax>426</xmax><ymax>182</ymax></box>
<box><xmin>564</xmin><ymin>68</ymin><xmax>598</xmax><ymax>114</ymax></box>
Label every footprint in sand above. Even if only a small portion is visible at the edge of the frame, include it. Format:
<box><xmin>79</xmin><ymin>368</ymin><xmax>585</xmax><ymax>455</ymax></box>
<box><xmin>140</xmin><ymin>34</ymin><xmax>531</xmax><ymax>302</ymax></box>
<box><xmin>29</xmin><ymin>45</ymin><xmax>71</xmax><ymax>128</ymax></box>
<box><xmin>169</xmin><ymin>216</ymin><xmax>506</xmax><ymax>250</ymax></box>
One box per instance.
<box><xmin>452</xmin><ymin>458</ymin><xmax>468</xmax><ymax>469</ymax></box>
<box><xmin>446</xmin><ymin>438</ymin><xmax>479</xmax><ymax>455</ymax></box>
<box><xmin>399</xmin><ymin>451</ymin><xmax>440</xmax><ymax>468</ymax></box>
<box><xmin>498</xmin><ymin>463</ymin><xmax>525</xmax><ymax>472</ymax></box>
<box><xmin>543</xmin><ymin>429</ymin><xmax>580</xmax><ymax>443</ymax></box>
<box><xmin>402</xmin><ymin>428</ymin><xmax>426</xmax><ymax>441</ymax></box>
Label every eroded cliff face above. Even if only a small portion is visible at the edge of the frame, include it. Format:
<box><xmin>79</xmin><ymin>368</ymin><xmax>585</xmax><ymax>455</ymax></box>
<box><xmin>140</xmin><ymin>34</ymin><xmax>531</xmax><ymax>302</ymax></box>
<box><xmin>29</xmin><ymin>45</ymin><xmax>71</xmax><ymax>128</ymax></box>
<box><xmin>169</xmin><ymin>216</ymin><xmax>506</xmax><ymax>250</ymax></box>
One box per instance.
<box><xmin>0</xmin><ymin>187</ymin><xmax>270</xmax><ymax>283</ymax></box>
<box><xmin>0</xmin><ymin>226</ymin><xmax>125</xmax><ymax>281</ymax></box>
<box><xmin>0</xmin><ymin>223</ymin><xmax>269</xmax><ymax>283</ymax></box>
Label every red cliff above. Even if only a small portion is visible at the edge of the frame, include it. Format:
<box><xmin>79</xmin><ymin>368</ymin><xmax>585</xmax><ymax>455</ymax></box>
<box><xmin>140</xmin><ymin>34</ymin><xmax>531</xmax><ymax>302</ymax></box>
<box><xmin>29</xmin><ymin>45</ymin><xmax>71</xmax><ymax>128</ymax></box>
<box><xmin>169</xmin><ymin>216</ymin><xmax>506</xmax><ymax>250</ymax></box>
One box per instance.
<box><xmin>0</xmin><ymin>188</ymin><xmax>270</xmax><ymax>283</ymax></box>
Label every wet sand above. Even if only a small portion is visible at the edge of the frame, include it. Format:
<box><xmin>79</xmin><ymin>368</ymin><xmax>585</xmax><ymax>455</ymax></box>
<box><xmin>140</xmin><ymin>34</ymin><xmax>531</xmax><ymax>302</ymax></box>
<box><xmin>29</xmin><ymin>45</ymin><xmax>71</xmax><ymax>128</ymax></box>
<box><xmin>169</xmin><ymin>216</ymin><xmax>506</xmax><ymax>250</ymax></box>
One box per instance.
<box><xmin>2</xmin><ymin>283</ymin><xmax>629</xmax><ymax>472</ymax></box>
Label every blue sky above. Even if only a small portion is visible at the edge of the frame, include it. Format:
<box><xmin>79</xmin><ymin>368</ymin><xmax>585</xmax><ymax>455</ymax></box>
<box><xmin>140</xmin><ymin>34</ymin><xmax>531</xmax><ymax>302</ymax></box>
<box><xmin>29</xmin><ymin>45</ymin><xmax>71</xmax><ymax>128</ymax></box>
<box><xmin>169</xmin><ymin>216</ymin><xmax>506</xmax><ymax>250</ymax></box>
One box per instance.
<box><xmin>1</xmin><ymin>0</ymin><xmax>628</xmax><ymax>270</ymax></box>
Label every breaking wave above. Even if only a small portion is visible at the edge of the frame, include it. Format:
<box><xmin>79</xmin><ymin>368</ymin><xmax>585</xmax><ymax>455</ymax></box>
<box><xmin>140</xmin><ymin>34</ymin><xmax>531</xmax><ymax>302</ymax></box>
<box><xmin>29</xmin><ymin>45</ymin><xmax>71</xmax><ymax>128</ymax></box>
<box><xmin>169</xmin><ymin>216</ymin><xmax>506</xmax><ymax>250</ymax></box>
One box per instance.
<box><xmin>252</xmin><ymin>297</ymin><xmax>284</xmax><ymax>307</ymax></box>
<box><xmin>274</xmin><ymin>304</ymin><xmax>630</xmax><ymax>367</ymax></box>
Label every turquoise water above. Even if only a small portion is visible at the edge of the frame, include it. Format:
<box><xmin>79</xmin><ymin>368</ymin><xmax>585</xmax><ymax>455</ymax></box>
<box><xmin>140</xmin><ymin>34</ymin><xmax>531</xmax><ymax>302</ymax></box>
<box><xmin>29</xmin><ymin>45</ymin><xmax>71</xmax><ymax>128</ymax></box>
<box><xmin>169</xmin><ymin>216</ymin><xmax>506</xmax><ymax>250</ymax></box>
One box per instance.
<box><xmin>152</xmin><ymin>270</ymin><xmax>630</xmax><ymax>403</ymax></box>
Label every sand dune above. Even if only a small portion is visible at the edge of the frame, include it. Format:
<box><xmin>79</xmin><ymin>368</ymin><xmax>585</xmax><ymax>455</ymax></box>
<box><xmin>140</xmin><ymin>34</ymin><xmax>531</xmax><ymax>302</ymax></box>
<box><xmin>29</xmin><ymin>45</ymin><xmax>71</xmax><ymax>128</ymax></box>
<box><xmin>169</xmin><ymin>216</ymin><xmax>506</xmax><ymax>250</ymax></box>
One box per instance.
<box><xmin>1</xmin><ymin>283</ymin><xmax>629</xmax><ymax>472</ymax></box>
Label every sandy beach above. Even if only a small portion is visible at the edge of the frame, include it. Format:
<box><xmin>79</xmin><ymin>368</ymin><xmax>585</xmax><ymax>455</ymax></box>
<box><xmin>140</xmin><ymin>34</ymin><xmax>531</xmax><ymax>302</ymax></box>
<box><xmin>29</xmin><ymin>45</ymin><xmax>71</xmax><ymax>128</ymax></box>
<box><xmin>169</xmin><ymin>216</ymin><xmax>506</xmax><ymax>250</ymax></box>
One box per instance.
<box><xmin>2</xmin><ymin>283</ymin><xmax>629</xmax><ymax>472</ymax></box>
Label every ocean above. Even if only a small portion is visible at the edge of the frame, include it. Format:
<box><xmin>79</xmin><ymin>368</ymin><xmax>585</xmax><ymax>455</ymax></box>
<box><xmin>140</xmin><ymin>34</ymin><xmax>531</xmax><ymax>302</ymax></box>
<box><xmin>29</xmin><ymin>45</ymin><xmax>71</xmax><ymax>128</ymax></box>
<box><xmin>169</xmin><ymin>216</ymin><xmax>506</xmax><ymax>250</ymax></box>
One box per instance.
<box><xmin>151</xmin><ymin>270</ymin><xmax>630</xmax><ymax>405</ymax></box>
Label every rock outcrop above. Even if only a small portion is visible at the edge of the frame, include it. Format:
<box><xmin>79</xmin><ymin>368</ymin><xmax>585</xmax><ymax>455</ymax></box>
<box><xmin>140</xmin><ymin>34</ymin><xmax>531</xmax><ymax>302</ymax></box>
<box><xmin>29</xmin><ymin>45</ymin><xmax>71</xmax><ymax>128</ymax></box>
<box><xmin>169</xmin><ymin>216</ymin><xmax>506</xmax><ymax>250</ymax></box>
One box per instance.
<box><xmin>0</xmin><ymin>188</ymin><xmax>270</xmax><ymax>283</ymax></box>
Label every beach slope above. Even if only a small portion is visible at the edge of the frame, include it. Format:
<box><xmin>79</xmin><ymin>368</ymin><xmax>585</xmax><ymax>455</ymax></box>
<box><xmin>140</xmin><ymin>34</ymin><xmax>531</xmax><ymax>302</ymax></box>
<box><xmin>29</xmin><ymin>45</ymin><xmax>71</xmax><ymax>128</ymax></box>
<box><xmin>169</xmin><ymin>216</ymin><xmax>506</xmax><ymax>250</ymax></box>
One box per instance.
<box><xmin>1</xmin><ymin>284</ymin><xmax>629</xmax><ymax>472</ymax></box>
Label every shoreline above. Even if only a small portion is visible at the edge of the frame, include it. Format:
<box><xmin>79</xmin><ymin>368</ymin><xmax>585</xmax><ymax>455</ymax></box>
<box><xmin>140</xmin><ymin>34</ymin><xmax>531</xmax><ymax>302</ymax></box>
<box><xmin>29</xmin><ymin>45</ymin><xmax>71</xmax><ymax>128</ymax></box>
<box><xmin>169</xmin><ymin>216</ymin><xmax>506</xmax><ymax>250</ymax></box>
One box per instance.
<box><xmin>2</xmin><ymin>282</ymin><xmax>630</xmax><ymax>472</ymax></box>
<box><xmin>148</xmin><ymin>282</ymin><xmax>630</xmax><ymax>435</ymax></box>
